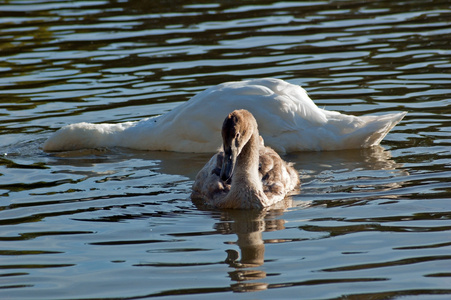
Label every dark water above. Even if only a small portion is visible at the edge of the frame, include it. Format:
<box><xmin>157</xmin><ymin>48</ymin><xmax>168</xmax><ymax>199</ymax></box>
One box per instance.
<box><xmin>1</xmin><ymin>0</ymin><xmax>451</xmax><ymax>299</ymax></box>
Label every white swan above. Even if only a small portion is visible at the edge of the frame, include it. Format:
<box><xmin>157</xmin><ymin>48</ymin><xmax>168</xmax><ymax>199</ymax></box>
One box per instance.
<box><xmin>191</xmin><ymin>109</ymin><xmax>299</xmax><ymax>209</ymax></box>
<box><xmin>43</xmin><ymin>78</ymin><xmax>406</xmax><ymax>153</ymax></box>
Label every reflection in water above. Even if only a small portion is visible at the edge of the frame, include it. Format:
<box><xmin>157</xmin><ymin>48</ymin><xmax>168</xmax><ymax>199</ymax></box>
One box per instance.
<box><xmin>45</xmin><ymin>147</ymin><xmax>210</xmax><ymax>179</ymax></box>
<box><xmin>296</xmin><ymin>146</ymin><xmax>409</xmax><ymax>204</ymax></box>
<box><xmin>215</xmin><ymin>209</ymin><xmax>289</xmax><ymax>293</ymax></box>
<box><xmin>47</xmin><ymin>144</ymin><xmax>405</xmax><ymax>181</ymax></box>
<box><xmin>290</xmin><ymin>145</ymin><xmax>403</xmax><ymax>173</ymax></box>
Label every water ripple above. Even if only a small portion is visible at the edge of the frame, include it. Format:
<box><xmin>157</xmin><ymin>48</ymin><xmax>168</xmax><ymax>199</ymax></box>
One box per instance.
<box><xmin>1</xmin><ymin>0</ymin><xmax>451</xmax><ymax>299</ymax></box>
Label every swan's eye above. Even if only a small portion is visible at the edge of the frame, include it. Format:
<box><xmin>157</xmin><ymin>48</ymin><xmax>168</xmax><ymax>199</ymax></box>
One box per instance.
<box><xmin>235</xmin><ymin>132</ymin><xmax>240</xmax><ymax>139</ymax></box>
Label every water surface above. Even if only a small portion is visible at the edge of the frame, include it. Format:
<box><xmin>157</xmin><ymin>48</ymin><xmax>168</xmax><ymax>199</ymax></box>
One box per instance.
<box><xmin>1</xmin><ymin>0</ymin><xmax>451</xmax><ymax>299</ymax></box>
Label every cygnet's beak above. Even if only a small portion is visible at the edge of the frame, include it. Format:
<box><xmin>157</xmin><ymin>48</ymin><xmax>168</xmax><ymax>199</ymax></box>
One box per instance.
<box><xmin>220</xmin><ymin>146</ymin><xmax>237</xmax><ymax>182</ymax></box>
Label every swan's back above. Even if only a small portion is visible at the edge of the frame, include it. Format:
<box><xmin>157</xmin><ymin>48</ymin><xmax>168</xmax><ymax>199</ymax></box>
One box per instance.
<box><xmin>157</xmin><ymin>78</ymin><xmax>328</xmax><ymax>152</ymax></box>
<box><xmin>43</xmin><ymin>78</ymin><xmax>406</xmax><ymax>153</ymax></box>
<box><xmin>125</xmin><ymin>79</ymin><xmax>406</xmax><ymax>153</ymax></box>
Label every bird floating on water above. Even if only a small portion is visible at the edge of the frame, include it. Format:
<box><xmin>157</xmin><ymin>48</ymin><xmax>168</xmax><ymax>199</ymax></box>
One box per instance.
<box><xmin>191</xmin><ymin>109</ymin><xmax>299</xmax><ymax>209</ymax></box>
<box><xmin>43</xmin><ymin>78</ymin><xmax>406</xmax><ymax>153</ymax></box>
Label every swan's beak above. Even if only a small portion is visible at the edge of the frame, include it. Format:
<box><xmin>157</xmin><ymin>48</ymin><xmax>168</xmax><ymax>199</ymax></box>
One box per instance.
<box><xmin>220</xmin><ymin>146</ymin><xmax>237</xmax><ymax>182</ymax></box>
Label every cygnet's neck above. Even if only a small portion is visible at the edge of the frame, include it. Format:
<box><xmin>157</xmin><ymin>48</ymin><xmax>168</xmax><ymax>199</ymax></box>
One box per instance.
<box><xmin>226</xmin><ymin>128</ymin><xmax>268</xmax><ymax>209</ymax></box>
<box><xmin>235</xmin><ymin>130</ymin><xmax>260</xmax><ymax>183</ymax></box>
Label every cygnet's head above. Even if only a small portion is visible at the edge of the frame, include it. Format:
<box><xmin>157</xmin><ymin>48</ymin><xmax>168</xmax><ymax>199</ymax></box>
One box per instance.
<box><xmin>220</xmin><ymin>109</ymin><xmax>257</xmax><ymax>181</ymax></box>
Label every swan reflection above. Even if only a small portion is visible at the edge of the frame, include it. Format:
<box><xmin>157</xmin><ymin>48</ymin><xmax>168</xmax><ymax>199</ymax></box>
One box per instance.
<box><xmin>213</xmin><ymin>208</ymin><xmax>290</xmax><ymax>293</ymax></box>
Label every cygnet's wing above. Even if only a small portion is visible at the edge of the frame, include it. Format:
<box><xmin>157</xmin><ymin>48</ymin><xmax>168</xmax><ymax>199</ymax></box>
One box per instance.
<box><xmin>191</xmin><ymin>152</ymin><xmax>230</xmax><ymax>205</ymax></box>
<box><xmin>258</xmin><ymin>146</ymin><xmax>300</xmax><ymax>202</ymax></box>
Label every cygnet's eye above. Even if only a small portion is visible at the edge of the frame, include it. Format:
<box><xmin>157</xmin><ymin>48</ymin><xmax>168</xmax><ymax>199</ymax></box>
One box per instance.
<box><xmin>234</xmin><ymin>132</ymin><xmax>240</xmax><ymax>147</ymax></box>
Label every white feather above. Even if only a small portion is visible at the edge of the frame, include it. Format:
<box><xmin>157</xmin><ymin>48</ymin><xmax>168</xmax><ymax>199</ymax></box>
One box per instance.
<box><xmin>43</xmin><ymin>78</ymin><xmax>406</xmax><ymax>153</ymax></box>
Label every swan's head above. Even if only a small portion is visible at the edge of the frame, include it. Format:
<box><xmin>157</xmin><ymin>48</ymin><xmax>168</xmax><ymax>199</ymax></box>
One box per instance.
<box><xmin>220</xmin><ymin>110</ymin><xmax>257</xmax><ymax>182</ymax></box>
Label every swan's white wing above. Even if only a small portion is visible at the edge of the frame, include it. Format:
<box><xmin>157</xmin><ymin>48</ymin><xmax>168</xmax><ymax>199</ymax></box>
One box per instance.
<box><xmin>146</xmin><ymin>78</ymin><xmax>330</xmax><ymax>152</ymax></box>
<box><xmin>43</xmin><ymin>78</ymin><xmax>406</xmax><ymax>153</ymax></box>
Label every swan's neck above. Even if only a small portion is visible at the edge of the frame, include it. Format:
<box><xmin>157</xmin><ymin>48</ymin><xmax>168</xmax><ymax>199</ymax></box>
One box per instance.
<box><xmin>226</xmin><ymin>129</ymin><xmax>268</xmax><ymax>209</ymax></box>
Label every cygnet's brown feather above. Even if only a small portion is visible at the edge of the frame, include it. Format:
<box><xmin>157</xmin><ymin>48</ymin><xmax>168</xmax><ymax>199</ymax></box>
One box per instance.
<box><xmin>258</xmin><ymin>146</ymin><xmax>298</xmax><ymax>199</ymax></box>
<box><xmin>191</xmin><ymin>109</ymin><xmax>299</xmax><ymax>209</ymax></box>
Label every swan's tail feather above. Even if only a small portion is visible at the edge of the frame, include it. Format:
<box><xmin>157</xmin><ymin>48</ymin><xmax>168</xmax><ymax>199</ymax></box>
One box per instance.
<box><xmin>360</xmin><ymin>112</ymin><xmax>407</xmax><ymax>147</ymax></box>
<box><xmin>336</xmin><ymin>111</ymin><xmax>407</xmax><ymax>150</ymax></box>
<box><xmin>304</xmin><ymin>111</ymin><xmax>408</xmax><ymax>151</ymax></box>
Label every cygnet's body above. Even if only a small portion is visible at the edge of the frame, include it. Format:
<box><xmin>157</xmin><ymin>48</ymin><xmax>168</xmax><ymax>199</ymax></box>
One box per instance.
<box><xmin>191</xmin><ymin>110</ymin><xmax>299</xmax><ymax>209</ymax></box>
<box><xmin>43</xmin><ymin>78</ymin><xmax>406</xmax><ymax>154</ymax></box>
